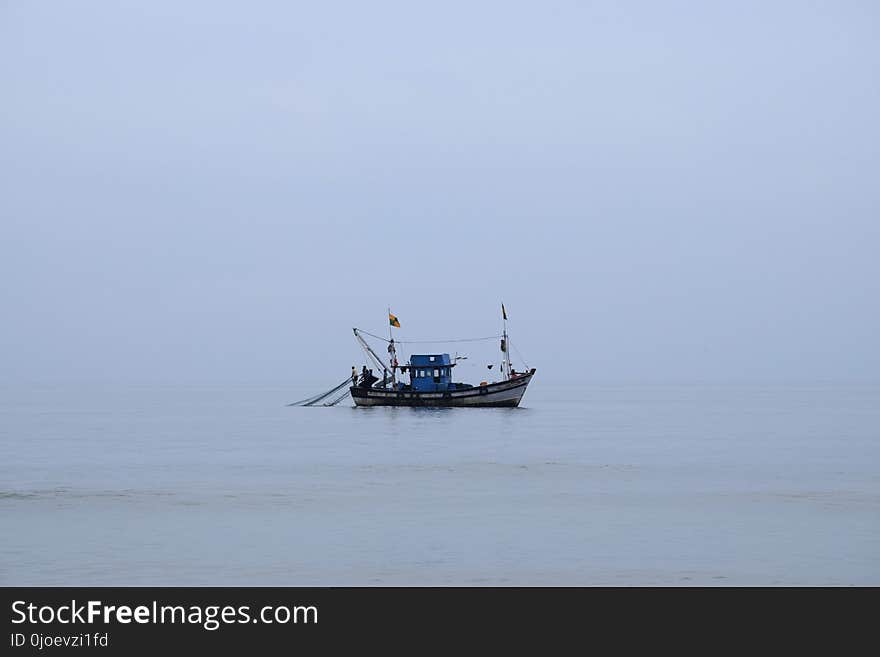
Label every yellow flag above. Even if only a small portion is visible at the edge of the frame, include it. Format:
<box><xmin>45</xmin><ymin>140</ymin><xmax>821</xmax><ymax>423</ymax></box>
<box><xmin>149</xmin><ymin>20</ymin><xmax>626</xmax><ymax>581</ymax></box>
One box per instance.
<box><xmin>389</xmin><ymin>313</ymin><xmax>400</xmax><ymax>328</ymax></box>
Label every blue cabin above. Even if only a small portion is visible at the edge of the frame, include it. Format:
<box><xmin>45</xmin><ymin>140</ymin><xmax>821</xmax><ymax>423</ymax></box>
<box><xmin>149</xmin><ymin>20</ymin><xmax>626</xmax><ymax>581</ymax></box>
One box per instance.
<box><xmin>408</xmin><ymin>354</ymin><xmax>454</xmax><ymax>392</ymax></box>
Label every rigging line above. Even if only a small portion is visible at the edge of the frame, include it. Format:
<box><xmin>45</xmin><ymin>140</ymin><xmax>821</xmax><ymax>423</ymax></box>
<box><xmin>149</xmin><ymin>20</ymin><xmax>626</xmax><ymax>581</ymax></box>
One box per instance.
<box><xmin>511</xmin><ymin>341</ymin><xmax>530</xmax><ymax>370</ymax></box>
<box><xmin>400</xmin><ymin>336</ymin><xmax>503</xmax><ymax>344</ymax></box>
<box><xmin>355</xmin><ymin>329</ymin><xmax>390</xmax><ymax>342</ymax></box>
<box><xmin>356</xmin><ymin>328</ymin><xmax>502</xmax><ymax>344</ymax></box>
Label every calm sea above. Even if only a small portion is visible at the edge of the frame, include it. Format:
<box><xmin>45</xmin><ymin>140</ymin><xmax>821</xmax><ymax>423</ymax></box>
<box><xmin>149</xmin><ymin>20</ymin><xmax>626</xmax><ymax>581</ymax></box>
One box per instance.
<box><xmin>1</xmin><ymin>383</ymin><xmax>878</xmax><ymax>585</ymax></box>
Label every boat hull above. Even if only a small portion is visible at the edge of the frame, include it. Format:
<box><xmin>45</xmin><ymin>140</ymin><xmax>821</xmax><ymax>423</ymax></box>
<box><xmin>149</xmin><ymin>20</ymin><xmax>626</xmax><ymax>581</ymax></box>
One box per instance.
<box><xmin>350</xmin><ymin>371</ymin><xmax>535</xmax><ymax>408</ymax></box>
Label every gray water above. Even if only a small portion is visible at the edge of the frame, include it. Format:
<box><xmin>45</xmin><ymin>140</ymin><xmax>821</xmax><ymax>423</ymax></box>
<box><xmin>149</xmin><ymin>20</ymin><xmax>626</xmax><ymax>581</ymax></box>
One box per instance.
<box><xmin>1</xmin><ymin>383</ymin><xmax>878</xmax><ymax>585</ymax></box>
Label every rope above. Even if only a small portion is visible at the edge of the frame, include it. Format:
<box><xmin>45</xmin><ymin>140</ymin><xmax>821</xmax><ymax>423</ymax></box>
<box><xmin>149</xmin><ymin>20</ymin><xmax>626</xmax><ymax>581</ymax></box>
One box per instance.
<box><xmin>322</xmin><ymin>389</ymin><xmax>352</xmax><ymax>406</ymax></box>
<box><xmin>287</xmin><ymin>376</ymin><xmax>353</xmax><ymax>406</ymax></box>
<box><xmin>357</xmin><ymin>328</ymin><xmax>502</xmax><ymax>345</ymax></box>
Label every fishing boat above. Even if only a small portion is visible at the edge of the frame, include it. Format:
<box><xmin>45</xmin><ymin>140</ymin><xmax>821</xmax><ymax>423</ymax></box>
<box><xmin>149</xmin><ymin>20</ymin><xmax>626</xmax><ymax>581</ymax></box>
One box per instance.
<box><xmin>349</xmin><ymin>306</ymin><xmax>535</xmax><ymax>408</ymax></box>
<box><xmin>288</xmin><ymin>305</ymin><xmax>535</xmax><ymax>408</ymax></box>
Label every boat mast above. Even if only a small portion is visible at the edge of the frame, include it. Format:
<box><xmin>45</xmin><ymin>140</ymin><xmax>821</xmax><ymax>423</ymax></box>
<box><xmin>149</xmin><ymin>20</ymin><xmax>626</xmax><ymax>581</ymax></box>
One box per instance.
<box><xmin>501</xmin><ymin>303</ymin><xmax>512</xmax><ymax>380</ymax></box>
<box><xmin>387</xmin><ymin>306</ymin><xmax>397</xmax><ymax>385</ymax></box>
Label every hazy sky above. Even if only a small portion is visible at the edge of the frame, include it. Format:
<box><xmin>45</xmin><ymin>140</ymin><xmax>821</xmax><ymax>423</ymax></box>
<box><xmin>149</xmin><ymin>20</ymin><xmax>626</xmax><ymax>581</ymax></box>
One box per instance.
<box><xmin>2</xmin><ymin>1</ymin><xmax>878</xmax><ymax>385</ymax></box>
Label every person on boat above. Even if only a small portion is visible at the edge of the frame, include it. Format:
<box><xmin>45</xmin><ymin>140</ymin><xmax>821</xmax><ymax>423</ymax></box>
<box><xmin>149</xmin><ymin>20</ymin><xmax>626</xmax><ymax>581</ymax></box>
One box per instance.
<box><xmin>360</xmin><ymin>368</ymin><xmax>378</xmax><ymax>388</ymax></box>
<box><xmin>351</xmin><ymin>366</ymin><xmax>357</xmax><ymax>385</ymax></box>
<box><xmin>361</xmin><ymin>365</ymin><xmax>367</xmax><ymax>384</ymax></box>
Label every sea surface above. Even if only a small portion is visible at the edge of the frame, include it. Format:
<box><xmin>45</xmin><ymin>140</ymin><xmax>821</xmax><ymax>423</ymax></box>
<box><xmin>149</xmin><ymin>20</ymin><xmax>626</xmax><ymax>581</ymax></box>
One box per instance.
<box><xmin>1</xmin><ymin>383</ymin><xmax>878</xmax><ymax>585</ymax></box>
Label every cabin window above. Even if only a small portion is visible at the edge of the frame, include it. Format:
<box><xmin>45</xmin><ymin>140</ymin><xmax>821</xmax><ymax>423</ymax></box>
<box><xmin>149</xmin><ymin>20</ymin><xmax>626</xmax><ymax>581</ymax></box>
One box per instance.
<box><xmin>429</xmin><ymin>356</ymin><xmax>435</xmax><ymax>362</ymax></box>
<box><xmin>433</xmin><ymin>369</ymin><xmax>440</xmax><ymax>378</ymax></box>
